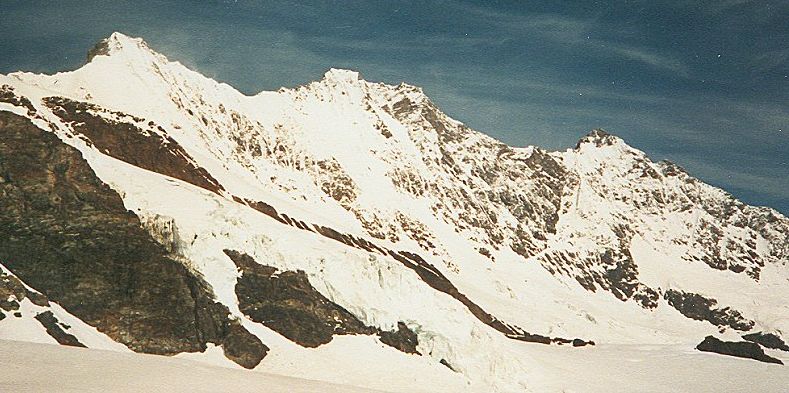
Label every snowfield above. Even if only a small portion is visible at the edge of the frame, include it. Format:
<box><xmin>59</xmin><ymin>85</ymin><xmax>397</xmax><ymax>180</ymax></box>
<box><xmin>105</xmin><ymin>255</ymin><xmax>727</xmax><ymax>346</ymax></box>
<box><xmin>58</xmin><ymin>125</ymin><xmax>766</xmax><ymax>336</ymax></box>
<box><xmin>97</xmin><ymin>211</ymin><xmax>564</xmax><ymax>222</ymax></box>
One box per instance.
<box><xmin>0</xmin><ymin>339</ymin><xmax>382</xmax><ymax>393</ymax></box>
<box><xmin>2</xmin><ymin>339</ymin><xmax>787</xmax><ymax>393</ymax></box>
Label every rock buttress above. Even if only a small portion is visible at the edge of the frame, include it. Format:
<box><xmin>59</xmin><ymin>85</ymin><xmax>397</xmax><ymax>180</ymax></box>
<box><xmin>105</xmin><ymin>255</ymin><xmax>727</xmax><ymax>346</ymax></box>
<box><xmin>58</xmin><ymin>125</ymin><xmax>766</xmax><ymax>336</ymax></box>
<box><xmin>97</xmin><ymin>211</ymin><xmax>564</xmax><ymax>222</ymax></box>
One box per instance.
<box><xmin>0</xmin><ymin>112</ymin><xmax>266</xmax><ymax>368</ymax></box>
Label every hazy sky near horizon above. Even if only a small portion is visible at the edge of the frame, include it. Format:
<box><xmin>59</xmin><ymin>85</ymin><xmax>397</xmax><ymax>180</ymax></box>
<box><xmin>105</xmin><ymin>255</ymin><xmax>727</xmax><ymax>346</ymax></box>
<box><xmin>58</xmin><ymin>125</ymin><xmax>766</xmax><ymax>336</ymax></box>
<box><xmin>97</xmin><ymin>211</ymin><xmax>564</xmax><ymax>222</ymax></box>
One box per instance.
<box><xmin>1</xmin><ymin>0</ymin><xmax>787</xmax><ymax>213</ymax></box>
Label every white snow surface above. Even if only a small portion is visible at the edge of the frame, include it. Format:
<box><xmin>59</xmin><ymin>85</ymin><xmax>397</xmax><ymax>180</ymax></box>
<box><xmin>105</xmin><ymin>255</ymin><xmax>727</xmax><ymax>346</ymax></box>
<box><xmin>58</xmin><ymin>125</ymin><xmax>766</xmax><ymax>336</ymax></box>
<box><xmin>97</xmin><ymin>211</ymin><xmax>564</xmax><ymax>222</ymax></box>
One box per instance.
<box><xmin>1</xmin><ymin>33</ymin><xmax>787</xmax><ymax>392</ymax></box>
<box><xmin>0</xmin><ymin>339</ymin><xmax>384</xmax><ymax>393</ymax></box>
<box><xmin>2</xmin><ymin>339</ymin><xmax>787</xmax><ymax>393</ymax></box>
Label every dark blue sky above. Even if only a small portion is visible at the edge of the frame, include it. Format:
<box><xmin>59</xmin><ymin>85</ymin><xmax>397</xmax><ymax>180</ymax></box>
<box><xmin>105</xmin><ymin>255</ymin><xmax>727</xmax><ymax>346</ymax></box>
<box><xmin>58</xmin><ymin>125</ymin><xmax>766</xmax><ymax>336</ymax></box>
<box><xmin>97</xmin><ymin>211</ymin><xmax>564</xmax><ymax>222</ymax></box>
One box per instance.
<box><xmin>2</xmin><ymin>0</ymin><xmax>787</xmax><ymax>213</ymax></box>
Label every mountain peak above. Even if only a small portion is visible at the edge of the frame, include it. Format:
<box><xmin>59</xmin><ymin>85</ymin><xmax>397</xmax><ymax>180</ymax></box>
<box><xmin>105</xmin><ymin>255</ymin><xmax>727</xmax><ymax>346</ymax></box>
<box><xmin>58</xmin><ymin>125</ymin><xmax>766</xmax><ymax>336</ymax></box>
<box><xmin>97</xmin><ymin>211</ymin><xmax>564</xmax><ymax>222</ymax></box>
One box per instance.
<box><xmin>86</xmin><ymin>32</ymin><xmax>152</xmax><ymax>63</ymax></box>
<box><xmin>574</xmin><ymin>128</ymin><xmax>624</xmax><ymax>149</ymax></box>
<box><xmin>323</xmin><ymin>68</ymin><xmax>362</xmax><ymax>83</ymax></box>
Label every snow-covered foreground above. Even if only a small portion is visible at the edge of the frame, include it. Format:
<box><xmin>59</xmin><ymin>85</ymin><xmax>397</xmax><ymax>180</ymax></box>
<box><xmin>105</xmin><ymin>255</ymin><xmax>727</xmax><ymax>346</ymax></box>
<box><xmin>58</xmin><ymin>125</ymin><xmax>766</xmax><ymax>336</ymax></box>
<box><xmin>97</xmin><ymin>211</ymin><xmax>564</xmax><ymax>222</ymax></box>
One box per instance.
<box><xmin>520</xmin><ymin>342</ymin><xmax>789</xmax><ymax>392</ymax></box>
<box><xmin>0</xmin><ymin>340</ymin><xmax>383</xmax><ymax>393</ymax></box>
<box><xmin>2</xmin><ymin>339</ymin><xmax>787</xmax><ymax>393</ymax></box>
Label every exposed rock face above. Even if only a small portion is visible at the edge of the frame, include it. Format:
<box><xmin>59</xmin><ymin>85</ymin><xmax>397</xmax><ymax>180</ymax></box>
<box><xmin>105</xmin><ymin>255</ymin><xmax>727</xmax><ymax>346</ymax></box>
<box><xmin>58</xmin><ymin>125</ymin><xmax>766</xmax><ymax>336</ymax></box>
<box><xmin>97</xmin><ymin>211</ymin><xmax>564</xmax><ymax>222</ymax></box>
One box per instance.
<box><xmin>0</xmin><ymin>112</ymin><xmax>266</xmax><ymax>368</ymax></box>
<box><xmin>0</xmin><ymin>297</ymin><xmax>19</xmax><ymax>313</ymax></box>
<box><xmin>1</xmin><ymin>266</ymin><xmax>86</xmax><ymax>347</ymax></box>
<box><xmin>603</xmin><ymin>251</ymin><xmax>660</xmax><ymax>309</ymax></box>
<box><xmin>225</xmin><ymin>249</ymin><xmax>375</xmax><ymax>347</ymax></box>
<box><xmin>0</xmin><ymin>85</ymin><xmax>36</xmax><ymax>115</ymax></box>
<box><xmin>34</xmin><ymin>311</ymin><xmax>85</xmax><ymax>348</ymax></box>
<box><xmin>43</xmin><ymin>97</ymin><xmax>224</xmax><ymax>194</ymax></box>
<box><xmin>220</xmin><ymin>323</ymin><xmax>269</xmax><ymax>369</ymax></box>
<box><xmin>696</xmin><ymin>336</ymin><xmax>783</xmax><ymax>365</ymax></box>
<box><xmin>0</xmin><ymin>269</ymin><xmax>28</xmax><ymax>313</ymax></box>
<box><xmin>664</xmin><ymin>289</ymin><xmax>754</xmax><ymax>331</ymax></box>
<box><xmin>86</xmin><ymin>38</ymin><xmax>111</xmax><ymax>62</ymax></box>
<box><xmin>742</xmin><ymin>332</ymin><xmax>789</xmax><ymax>352</ymax></box>
<box><xmin>225</xmin><ymin>249</ymin><xmax>424</xmax><ymax>354</ymax></box>
<box><xmin>574</xmin><ymin>128</ymin><xmax>615</xmax><ymax>149</ymax></box>
<box><xmin>379</xmin><ymin>322</ymin><xmax>420</xmax><ymax>355</ymax></box>
<box><xmin>540</xmin><ymin>229</ymin><xmax>660</xmax><ymax>311</ymax></box>
<box><xmin>386</xmin><ymin>95</ymin><xmax>569</xmax><ymax>260</ymax></box>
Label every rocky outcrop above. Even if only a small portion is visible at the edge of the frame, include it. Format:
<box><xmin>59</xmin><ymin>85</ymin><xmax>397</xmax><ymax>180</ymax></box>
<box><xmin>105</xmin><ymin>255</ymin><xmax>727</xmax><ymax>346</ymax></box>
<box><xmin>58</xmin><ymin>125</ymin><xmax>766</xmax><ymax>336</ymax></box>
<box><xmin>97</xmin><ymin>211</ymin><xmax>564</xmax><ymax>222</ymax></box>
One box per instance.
<box><xmin>225</xmin><ymin>249</ymin><xmax>423</xmax><ymax>354</ymax></box>
<box><xmin>574</xmin><ymin>128</ymin><xmax>617</xmax><ymax>149</ymax></box>
<box><xmin>0</xmin><ymin>85</ymin><xmax>36</xmax><ymax>115</ymax></box>
<box><xmin>86</xmin><ymin>38</ymin><xmax>111</xmax><ymax>62</ymax></box>
<box><xmin>379</xmin><ymin>322</ymin><xmax>420</xmax><ymax>354</ymax></box>
<box><xmin>225</xmin><ymin>249</ymin><xmax>375</xmax><ymax>347</ymax></box>
<box><xmin>1</xmin><ymin>266</ymin><xmax>85</xmax><ymax>346</ymax></box>
<box><xmin>696</xmin><ymin>336</ymin><xmax>783</xmax><ymax>365</ymax></box>
<box><xmin>2</xmin><ymin>268</ymin><xmax>47</xmax><ymax>309</ymax></box>
<box><xmin>43</xmin><ymin>97</ymin><xmax>225</xmax><ymax>194</ymax></box>
<box><xmin>34</xmin><ymin>311</ymin><xmax>85</xmax><ymax>347</ymax></box>
<box><xmin>541</xmin><ymin>243</ymin><xmax>659</xmax><ymax>310</ymax></box>
<box><xmin>664</xmin><ymin>289</ymin><xmax>754</xmax><ymax>331</ymax></box>
<box><xmin>0</xmin><ymin>112</ymin><xmax>266</xmax><ymax>368</ymax></box>
<box><xmin>742</xmin><ymin>332</ymin><xmax>789</xmax><ymax>352</ymax></box>
<box><xmin>440</xmin><ymin>359</ymin><xmax>457</xmax><ymax>372</ymax></box>
<box><xmin>603</xmin><ymin>251</ymin><xmax>660</xmax><ymax>309</ymax></box>
<box><xmin>0</xmin><ymin>269</ymin><xmax>28</xmax><ymax>313</ymax></box>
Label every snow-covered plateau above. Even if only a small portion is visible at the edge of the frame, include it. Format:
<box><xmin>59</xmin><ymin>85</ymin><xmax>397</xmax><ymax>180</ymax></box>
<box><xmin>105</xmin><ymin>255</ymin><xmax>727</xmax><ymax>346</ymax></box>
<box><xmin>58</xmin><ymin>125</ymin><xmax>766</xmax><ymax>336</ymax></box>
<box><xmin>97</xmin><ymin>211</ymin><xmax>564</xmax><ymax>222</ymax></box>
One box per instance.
<box><xmin>0</xmin><ymin>33</ymin><xmax>787</xmax><ymax>392</ymax></box>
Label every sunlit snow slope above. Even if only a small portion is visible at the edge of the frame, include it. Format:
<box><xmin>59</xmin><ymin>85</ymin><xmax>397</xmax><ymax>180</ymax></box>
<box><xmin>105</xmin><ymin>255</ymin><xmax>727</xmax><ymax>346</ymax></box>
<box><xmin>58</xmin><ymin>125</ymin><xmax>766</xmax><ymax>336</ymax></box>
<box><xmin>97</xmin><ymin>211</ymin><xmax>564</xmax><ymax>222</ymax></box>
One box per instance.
<box><xmin>0</xmin><ymin>33</ymin><xmax>787</xmax><ymax>392</ymax></box>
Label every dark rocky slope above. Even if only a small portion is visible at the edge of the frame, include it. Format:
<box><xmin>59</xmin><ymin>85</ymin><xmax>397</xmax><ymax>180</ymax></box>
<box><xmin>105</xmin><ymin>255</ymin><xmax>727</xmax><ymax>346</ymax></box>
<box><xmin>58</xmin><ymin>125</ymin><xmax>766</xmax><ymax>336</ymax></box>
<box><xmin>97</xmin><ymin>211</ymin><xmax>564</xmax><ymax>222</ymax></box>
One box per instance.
<box><xmin>43</xmin><ymin>96</ymin><xmax>224</xmax><ymax>194</ymax></box>
<box><xmin>1</xmin><ymin>268</ymin><xmax>86</xmax><ymax>347</ymax></box>
<box><xmin>0</xmin><ymin>111</ymin><xmax>266</xmax><ymax>368</ymax></box>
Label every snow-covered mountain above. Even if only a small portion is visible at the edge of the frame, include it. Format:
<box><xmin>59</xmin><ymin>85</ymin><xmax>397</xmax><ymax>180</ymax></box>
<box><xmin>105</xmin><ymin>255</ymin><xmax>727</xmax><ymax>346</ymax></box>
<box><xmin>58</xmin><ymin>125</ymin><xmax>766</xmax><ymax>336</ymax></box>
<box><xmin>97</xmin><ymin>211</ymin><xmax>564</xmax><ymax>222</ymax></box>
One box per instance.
<box><xmin>1</xmin><ymin>33</ymin><xmax>787</xmax><ymax>392</ymax></box>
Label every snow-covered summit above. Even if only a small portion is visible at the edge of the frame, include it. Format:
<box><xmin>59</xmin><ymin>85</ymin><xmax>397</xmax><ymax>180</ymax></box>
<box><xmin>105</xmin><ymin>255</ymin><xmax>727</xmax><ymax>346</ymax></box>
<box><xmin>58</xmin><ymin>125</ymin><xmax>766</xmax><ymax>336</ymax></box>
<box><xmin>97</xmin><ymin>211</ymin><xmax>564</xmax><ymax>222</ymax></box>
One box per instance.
<box><xmin>87</xmin><ymin>32</ymin><xmax>153</xmax><ymax>61</ymax></box>
<box><xmin>322</xmin><ymin>67</ymin><xmax>363</xmax><ymax>83</ymax></box>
